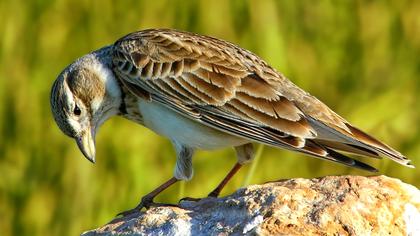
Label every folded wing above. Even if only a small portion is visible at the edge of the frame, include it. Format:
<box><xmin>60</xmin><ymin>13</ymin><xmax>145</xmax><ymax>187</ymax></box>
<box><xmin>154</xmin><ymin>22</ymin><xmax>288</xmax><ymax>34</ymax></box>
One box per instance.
<box><xmin>112</xmin><ymin>29</ymin><xmax>412</xmax><ymax>171</ymax></box>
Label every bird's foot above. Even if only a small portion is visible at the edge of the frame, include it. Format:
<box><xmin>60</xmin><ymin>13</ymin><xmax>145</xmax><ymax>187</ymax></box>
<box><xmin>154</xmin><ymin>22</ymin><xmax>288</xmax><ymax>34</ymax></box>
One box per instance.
<box><xmin>116</xmin><ymin>196</ymin><xmax>178</xmax><ymax>217</ymax></box>
<box><xmin>179</xmin><ymin>196</ymin><xmax>203</xmax><ymax>202</ymax></box>
<box><xmin>207</xmin><ymin>190</ymin><xmax>220</xmax><ymax>198</ymax></box>
<box><xmin>179</xmin><ymin>192</ymin><xmax>219</xmax><ymax>203</ymax></box>
<box><xmin>116</xmin><ymin>195</ymin><xmax>153</xmax><ymax>217</ymax></box>
<box><xmin>116</xmin><ymin>206</ymin><xmax>141</xmax><ymax>217</ymax></box>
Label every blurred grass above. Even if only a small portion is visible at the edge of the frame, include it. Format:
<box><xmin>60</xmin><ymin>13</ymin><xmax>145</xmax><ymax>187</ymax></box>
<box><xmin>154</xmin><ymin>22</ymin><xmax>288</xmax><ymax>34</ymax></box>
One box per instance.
<box><xmin>0</xmin><ymin>0</ymin><xmax>419</xmax><ymax>235</ymax></box>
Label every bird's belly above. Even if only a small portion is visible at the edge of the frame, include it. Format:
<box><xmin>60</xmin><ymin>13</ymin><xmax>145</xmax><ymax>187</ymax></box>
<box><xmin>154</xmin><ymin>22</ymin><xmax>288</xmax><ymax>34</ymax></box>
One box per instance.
<box><xmin>138</xmin><ymin>100</ymin><xmax>248</xmax><ymax>149</ymax></box>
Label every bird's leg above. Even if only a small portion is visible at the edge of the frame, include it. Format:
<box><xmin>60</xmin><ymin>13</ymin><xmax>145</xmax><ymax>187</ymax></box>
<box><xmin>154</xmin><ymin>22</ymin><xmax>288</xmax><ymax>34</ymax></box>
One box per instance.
<box><xmin>179</xmin><ymin>163</ymin><xmax>243</xmax><ymax>202</ymax></box>
<box><xmin>208</xmin><ymin>143</ymin><xmax>254</xmax><ymax>197</ymax></box>
<box><xmin>117</xmin><ymin>177</ymin><xmax>179</xmax><ymax>217</ymax></box>
<box><xmin>118</xmin><ymin>143</ymin><xmax>194</xmax><ymax>216</ymax></box>
<box><xmin>180</xmin><ymin>143</ymin><xmax>254</xmax><ymax>202</ymax></box>
<box><xmin>207</xmin><ymin>162</ymin><xmax>243</xmax><ymax>197</ymax></box>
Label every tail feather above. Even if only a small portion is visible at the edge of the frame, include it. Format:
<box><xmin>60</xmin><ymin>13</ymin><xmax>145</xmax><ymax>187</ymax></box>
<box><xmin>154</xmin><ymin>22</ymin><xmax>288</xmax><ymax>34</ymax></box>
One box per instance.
<box><xmin>301</xmin><ymin>141</ymin><xmax>378</xmax><ymax>172</ymax></box>
<box><xmin>308</xmin><ymin>117</ymin><xmax>413</xmax><ymax>167</ymax></box>
<box><xmin>315</xmin><ymin>140</ymin><xmax>382</xmax><ymax>159</ymax></box>
<box><xmin>323</xmin><ymin>148</ymin><xmax>378</xmax><ymax>172</ymax></box>
<box><xmin>344</xmin><ymin>124</ymin><xmax>412</xmax><ymax>166</ymax></box>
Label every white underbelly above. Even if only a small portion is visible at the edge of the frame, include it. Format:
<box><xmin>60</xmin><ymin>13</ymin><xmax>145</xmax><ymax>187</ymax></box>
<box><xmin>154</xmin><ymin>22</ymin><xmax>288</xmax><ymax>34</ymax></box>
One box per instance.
<box><xmin>138</xmin><ymin>100</ymin><xmax>248</xmax><ymax>150</ymax></box>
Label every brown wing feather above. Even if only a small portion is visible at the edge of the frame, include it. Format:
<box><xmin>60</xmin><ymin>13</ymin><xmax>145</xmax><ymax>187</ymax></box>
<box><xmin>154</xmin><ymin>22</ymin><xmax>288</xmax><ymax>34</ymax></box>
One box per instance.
<box><xmin>112</xmin><ymin>28</ymin><xmax>412</xmax><ymax>168</ymax></box>
<box><xmin>113</xmin><ymin>29</ymin><xmax>315</xmax><ymax>138</ymax></box>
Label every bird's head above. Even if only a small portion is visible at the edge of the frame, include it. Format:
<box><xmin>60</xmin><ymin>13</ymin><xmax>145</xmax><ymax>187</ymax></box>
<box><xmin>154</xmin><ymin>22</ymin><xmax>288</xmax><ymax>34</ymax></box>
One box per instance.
<box><xmin>50</xmin><ymin>46</ymin><xmax>122</xmax><ymax>163</ymax></box>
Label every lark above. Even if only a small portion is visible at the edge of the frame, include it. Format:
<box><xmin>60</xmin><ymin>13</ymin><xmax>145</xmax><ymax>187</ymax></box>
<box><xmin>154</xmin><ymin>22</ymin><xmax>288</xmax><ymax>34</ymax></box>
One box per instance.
<box><xmin>50</xmin><ymin>29</ymin><xmax>412</xmax><ymax>215</ymax></box>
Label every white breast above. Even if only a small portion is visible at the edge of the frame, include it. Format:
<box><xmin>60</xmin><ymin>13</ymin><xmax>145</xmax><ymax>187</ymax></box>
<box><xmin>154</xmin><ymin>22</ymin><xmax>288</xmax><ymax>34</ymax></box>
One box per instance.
<box><xmin>138</xmin><ymin>99</ymin><xmax>248</xmax><ymax>150</ymax></box>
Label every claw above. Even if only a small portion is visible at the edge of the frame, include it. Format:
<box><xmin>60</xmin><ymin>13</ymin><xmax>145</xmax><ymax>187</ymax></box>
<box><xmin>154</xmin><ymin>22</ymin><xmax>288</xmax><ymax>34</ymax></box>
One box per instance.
<box><xmin>117</xmin><ymin>199</ymin><xmax>180</xmax><ymax>217</ymax></box>
<box><xmin>116</xmin><ymin>206</ymin><xmax>141</xmax><ymax>217</ymax></box>
<box><xmin>207</xmin><ymin>191</ymin><xmax>220</xmax><ymax>198</ymax></box>
<box><xmin>179</xmin><ymin>197</ymin><xmax>203</xmax><ymax>203</ymax></box>
<box><xmin>116</xmin><ymin>177</ymin><xmax>180</xmax><ymax>217</ymax></box>
<box><xmin>116</xmin><ymin>195</ymin><xmax>154</xmax><ymax>217</ymax></box>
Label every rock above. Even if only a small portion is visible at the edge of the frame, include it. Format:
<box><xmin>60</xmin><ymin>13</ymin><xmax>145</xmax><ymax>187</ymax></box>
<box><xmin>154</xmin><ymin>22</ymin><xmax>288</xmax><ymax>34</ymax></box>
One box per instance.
<box><xmin>82</xmin><ymin>175</ymin><xmax>420</xmax><ymax>236</ymax></box>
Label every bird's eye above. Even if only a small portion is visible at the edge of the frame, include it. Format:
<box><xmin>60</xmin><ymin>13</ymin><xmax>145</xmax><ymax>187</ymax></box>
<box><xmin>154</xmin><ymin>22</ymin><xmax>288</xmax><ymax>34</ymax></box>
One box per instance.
<box><xmin>73</xmin><ymin>105</ymin><xmax>81</xmax><ymax>116</ymax></box>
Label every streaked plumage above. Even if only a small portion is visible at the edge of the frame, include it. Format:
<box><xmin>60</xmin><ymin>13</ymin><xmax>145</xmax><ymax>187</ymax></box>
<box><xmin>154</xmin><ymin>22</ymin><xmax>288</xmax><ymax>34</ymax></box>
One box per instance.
<box><xmin>50</xmin><ymin>29</ymin><xmax>412</xmax><ymax>214</ymax></box>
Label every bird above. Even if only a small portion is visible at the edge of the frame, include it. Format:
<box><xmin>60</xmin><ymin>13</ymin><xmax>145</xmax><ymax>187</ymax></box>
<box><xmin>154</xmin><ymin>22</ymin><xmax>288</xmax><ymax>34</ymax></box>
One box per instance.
<box><xmin>50</xmin><ymin>28</ymin><xmax>413</xmax><ymax>216</ymax></box>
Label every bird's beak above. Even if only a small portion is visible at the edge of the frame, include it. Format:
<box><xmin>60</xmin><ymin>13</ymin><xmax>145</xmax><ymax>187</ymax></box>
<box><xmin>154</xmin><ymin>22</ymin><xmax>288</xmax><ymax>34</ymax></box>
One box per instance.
<box><xmin>76</xmin><ymin>128</ymin><xmax>96</xmax><ymax>163</ymax></box>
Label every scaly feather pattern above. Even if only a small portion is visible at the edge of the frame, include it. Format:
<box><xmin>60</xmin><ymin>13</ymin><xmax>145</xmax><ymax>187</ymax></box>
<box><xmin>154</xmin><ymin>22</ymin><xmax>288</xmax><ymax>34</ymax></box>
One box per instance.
<box><xmin>111</xmin><ymin>29</ymin><xmax>412</xmax><ymax>170</ymax></box>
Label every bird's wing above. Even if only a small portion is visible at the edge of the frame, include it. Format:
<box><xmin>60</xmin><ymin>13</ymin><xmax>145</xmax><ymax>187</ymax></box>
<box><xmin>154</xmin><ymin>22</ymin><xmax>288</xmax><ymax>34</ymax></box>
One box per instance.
<box><xmin>112</xmin><ymin>29</ymin><xmax>412</xmax><ymax>170</ymax></box>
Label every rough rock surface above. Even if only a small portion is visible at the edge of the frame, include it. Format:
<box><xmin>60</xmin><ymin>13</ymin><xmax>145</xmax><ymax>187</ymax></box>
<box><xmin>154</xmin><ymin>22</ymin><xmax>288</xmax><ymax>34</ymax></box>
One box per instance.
<box><xmin>82</xmin><ymin>175</ymin><xmax>420</xmax><ymax>236</ymax></box>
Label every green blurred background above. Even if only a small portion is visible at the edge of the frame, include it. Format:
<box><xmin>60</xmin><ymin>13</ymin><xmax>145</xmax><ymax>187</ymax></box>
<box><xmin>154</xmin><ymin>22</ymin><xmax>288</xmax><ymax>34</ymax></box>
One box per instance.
<box><xmin>1</xmin><ymin>0</ymin><xmax>419</xmax><ymax>235</ymax></box>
